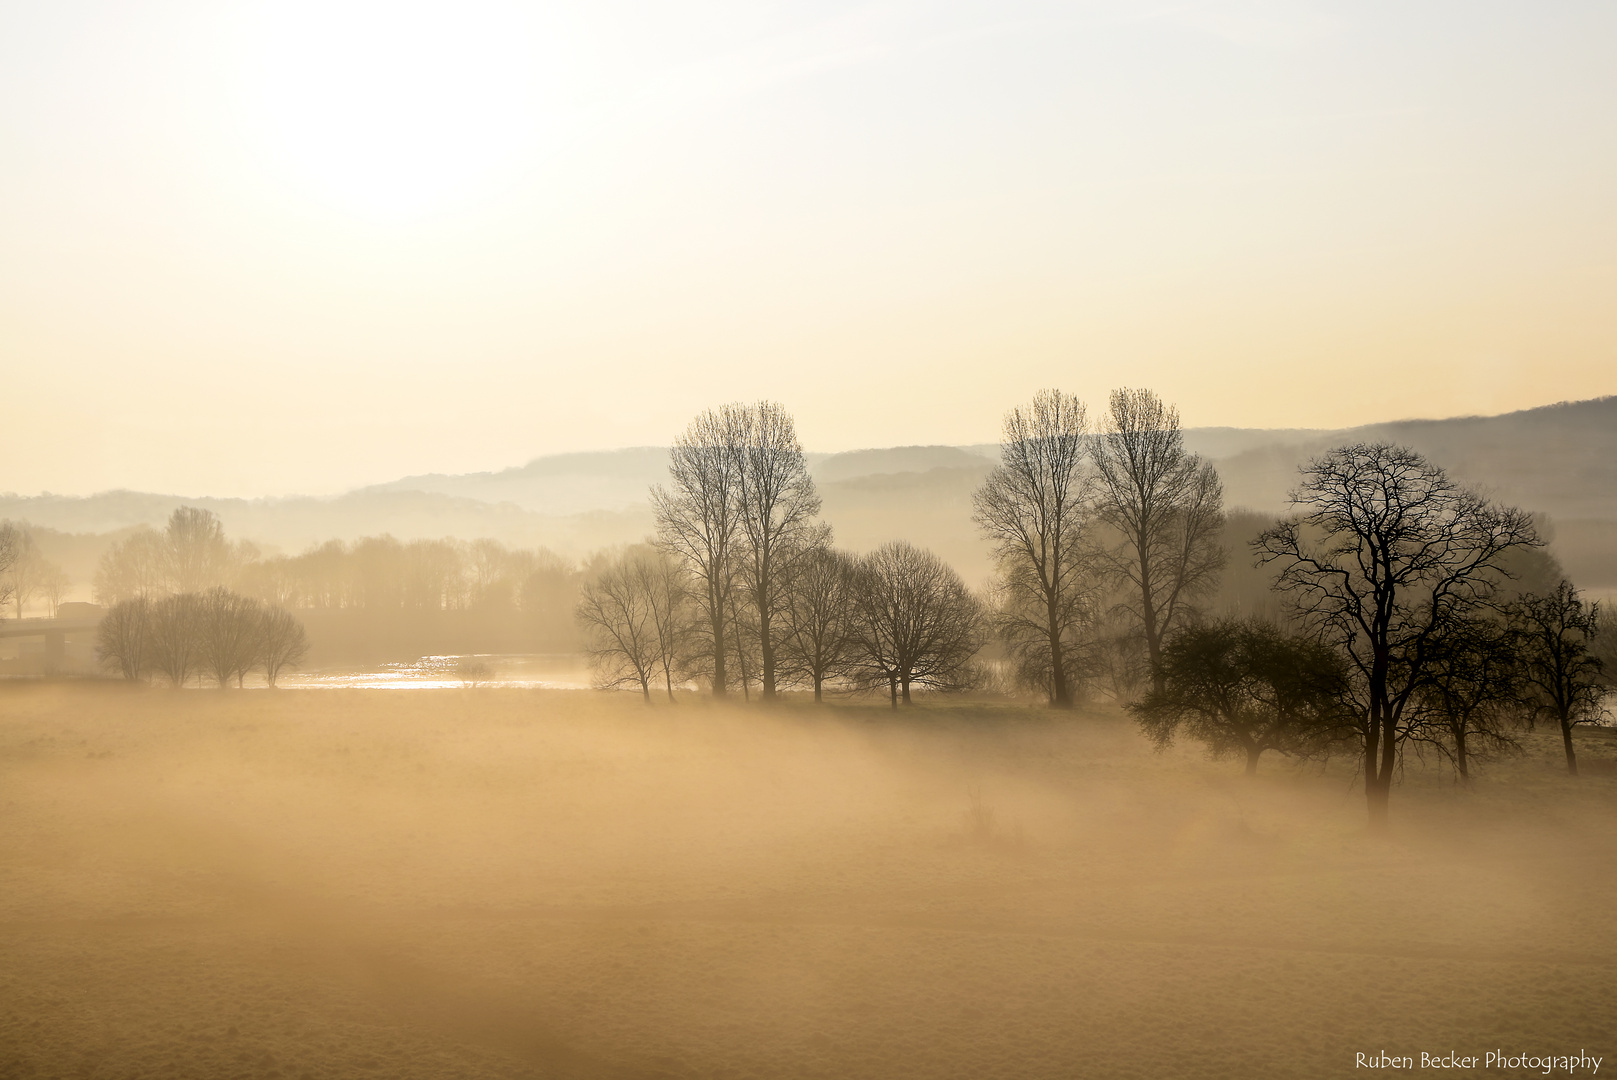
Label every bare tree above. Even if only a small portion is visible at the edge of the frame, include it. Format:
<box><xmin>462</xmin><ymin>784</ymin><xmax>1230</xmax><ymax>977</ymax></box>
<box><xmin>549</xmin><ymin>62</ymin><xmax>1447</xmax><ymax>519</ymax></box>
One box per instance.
<box><xmin>851</xmin><ymin>542</ymin><xmax>986</xmax><ymax>707</ymax></box>
<box><xmin>259</xmin><ymin>607</ymin><xmax>308</xmax><ymax>687</ymax></box>
<box><xmin>1093</xmin><ymin>389</ymin><xmax>1225</xmax><ymax>694</ymax></box>
<box><xmin>1411</xmin><ymin>613</ymin><xmax>1522</xmax><ymax>784</ymax></box>
<box><xmin>1509</xmin><ymin>581</ymin><xmax>1607</xmax><ymax>776</ymax></box>
<box><xmin>164</xmin><ymin>507</ymin><xmax>232</xmax><ymax>594</ymax></box>
<box><xmin>5</xmin><ymin>528</ymin><xmax>43</xmax><ymax>618</ymax></box>
<box><xmin>94</xmin><ymin>528</ymin><xmax>168</xmax><ymax>604</ymax></box>
<box><xmin>776</xmin><ymin>543</ymin><xmax>859</xmax><ymax>702</ymax></box>
<box><xmin>1130</xmin><ymin>619</ymin><xmax>1351</xmax><ymax>775</ymax></box>
<box><xmin>973</xmin><ymin>390</ymin><xmax>1096</xmax><ymax>707</ymax></box>
<box><xmin>1256</xmin><ymin>443</ymin><xmax>1540</xmax><ymax>831</ymax></box>
<box><xmin>576</xmin><ymin>550</ymin><xmax>665</xmax><ymax>702</ymax></box>
<box><xmin>0</xmin><ymin>523</ymin><xmax>19</xmax><ymax>614</ymax></box>
<box><xmin>39</xmin><ymin>562</ymin><xmax>71</xmax><ymax>617</ymax></box>
<box><xmin>731</xmin><ymin>401</ymin><xmax>822</xmax><ymax>700</ymax></box>
<box><xmin>198</xmin><ymin>587</ymin><xmax>264</xmax><ymax>688</ymax></box>
<box><xmin>148</xmin><ymin>593</ymin><xmax>206</xmax><ymax>687</ymax></box>
<box><xmin>97</xmin><ymin>597</ymin><xmax>154</xmax><ymax>681</ymax></box>
<box><xmin>653</xmin><ymin>407</ymin><xmax>745</xmax><ymax>696</ymax></box>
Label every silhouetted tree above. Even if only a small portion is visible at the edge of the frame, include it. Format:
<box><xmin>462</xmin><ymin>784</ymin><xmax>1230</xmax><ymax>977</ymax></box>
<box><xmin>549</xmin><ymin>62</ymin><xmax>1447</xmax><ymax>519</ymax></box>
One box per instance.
<box><xmin>653</xmin><ymin>407</ymin><xmax>745</xmax><ymax>696</ymax></box>
<box><xmin>94</xmin><ymin>528</ymin><xmax>168</xmax><ymax>605</ymax></box>
<box><xmin>1410</xmin><ymin>613</ymin><xmax>1522</xmax><ymax>783</ymax></box>
<box><xmin>777</xmin><ymin>543</ymin><xmax>858</xmax><ymax>702</ymax></box>
<box><xmin>973</xmin><ymin>389</ymin><xmax>1097</xmax><ymax>707</ymax></box>
<box><xmin>163</xmin><ymin>507</ymin><xmax>232</xmax><ymax>594</ymax></box>
<box><xmin>732</xmin><ymin>401</ymin><xmax>822</xmax><ymax>701</ymax></box>
<box><xmin>1094</xmin><ymin>389</ymin><xmax>1225</xmax><ymax>695</ymax></box>
<box><xmin>198</xmin><ymin>586</ymin><xmax>265</xmax><ymax>688</ymax></box>
<box><xmin>1130</xmin><ymin>619</ymin><xmax>1350</xmax><ymax>775</ymax></box>
<box><xmin>576</xmin><ymin>550</ymin><xmax>675</xmax><ymax>702</ymax></box>
<box><xmin>97</xmin><ymin>597</ymin><xmax>154</xmax><ymax>681</ymax></box>
<box><xmin>1509</xmin><ymin>581</ymin><xmax>1607</xmax><ymax>776</ymax></box>
<box><xmin>851</xmin><ymin>542</ymin><xmax>985</xmax><ymax>707</ymax></box>
<box><xmin>258</xmin><ymin>607</ymin><xmax>308</xmax><ymax>687</ymax></box>
<box><xmin>1256</xmin><ymin>443</ymin><xmax>1540</xmax><ymax>831</ymax></box>
<box><xmin>148</xmin><ymin>593</ymin><xmax>206</xmax><ymax>686</ymax></box>
<box><xmin>0</xmin><ymin>523</ymin><xmax>19</xmax><ymax>614</ymax></box>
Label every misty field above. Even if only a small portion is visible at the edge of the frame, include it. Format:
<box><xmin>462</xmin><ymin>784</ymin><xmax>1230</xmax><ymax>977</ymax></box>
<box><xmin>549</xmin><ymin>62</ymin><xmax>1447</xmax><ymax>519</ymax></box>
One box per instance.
<box><xmin>2</xmin><ymin>686</ymin><xmax>1614</xmax><ymax>1080</ymax></box>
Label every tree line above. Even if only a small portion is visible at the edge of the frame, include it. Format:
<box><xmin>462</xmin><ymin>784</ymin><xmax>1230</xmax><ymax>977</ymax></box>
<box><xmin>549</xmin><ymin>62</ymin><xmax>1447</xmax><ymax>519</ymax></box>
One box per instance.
<box><xmin>0</xmin><ymin>522</ymin><xmax>73</xmax><ymax>618</ymax></box>
<box><xmin>578</xmin><ymin>393</ymin><xmax>1613</xmax><ymax>832</ymax></box>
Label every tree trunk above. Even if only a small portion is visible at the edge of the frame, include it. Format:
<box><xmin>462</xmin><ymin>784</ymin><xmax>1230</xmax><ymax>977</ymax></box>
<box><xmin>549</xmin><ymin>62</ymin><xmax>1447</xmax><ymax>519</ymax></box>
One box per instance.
<box><xmin>1366</xmin><ymin>779</ymin><xmax>1391</xmax><ymax>835</ymax></box>
<box><xmin>1245</xmin><ymin>745</ymin><xmax>1260</xmax><ymax>776</ymax></box>
<box><xmin>1138</xmin><ymin>546</ymin><xmax>1163</xmax><ymax>696</ymax></box>
<box><xmin>1047</xmin><ymin>597</ymin><xmax>1071</xmax><ymax>708</ymax></box>
<box><xmin>1561</xmin><ymin>717</ymin><xmax>1579</xmax><ymax>776</ymax></box>
<box><xmin>665</xmin><ymin>666</ymin><xmax>676</xmax><ymax>702</ymax></box>
<box><xmin>900</xmin><ymin>678</ymin><xmax>912</xmax><ymax>705</ymax></box>
<box><xmin>812</xmin><ymin>674</ymin><xmax>823</xmax><ymax>704</ymax></box>
<box><xmin>710</xmin><ymin>604</ymin><xmax>728</xmax><ymax>697</ymax></box>
<box><xmin>759</xmin><ymin>608</ymin><xmax>776</xmax><ymax>701</ymax></box>
<box><xmin>1455</xmin><ymin>727</ymin><xmax>1470</xmax><ymax>785</ymax></box>
<box><xmin>889</xmin><ymin>676</ymin><xmax>898</xmax><ymax>710</ymax></box>
<box><xmin>640</xmin><ymin>678</ymin><xmax>651</xmax><ymax>703</ymax></box>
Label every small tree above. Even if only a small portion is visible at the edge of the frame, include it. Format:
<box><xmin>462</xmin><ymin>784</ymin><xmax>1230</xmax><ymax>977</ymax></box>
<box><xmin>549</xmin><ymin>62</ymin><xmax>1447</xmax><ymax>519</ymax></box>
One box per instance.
<box><xmin>148</xmin><ymin>593</ymin><xmax>205</xmax><ymax>687</ymax></box>
<box><xmin>259</xmin><ymin>607</ymin><xmax>308</xmax><ymax>687</ymax></box>
<box><xmin>576</xmin><ymin>550</ymin><xmax>667</xmax><ymax>702</ymax></box>
<box><xmin>198</xmin><ymin>587</ymin><xmax>264</xmax><ymax>688</ymax></box>
<box><xmin>1510</xmin><ymin>581</ymin><xmax>1607</xmax><ymax>776</ymax></box>
<box><xmin>850</xmin><ymin>542</ymin><xmax>985</xmax><ymax>708</ymax></box>
<box><xmin>1411</xmin><ymin>613</ymin><xmax>1521</xmax><ymax>783</ymax></box>
<box><xmin>776</xmin><ymin>543</ymin><xmax>858</xmax><ymax>703</ymax></box>
<box><xmin>97</xmin><ymin>597</ymin><xmax>154</xmax><ymax>681</ymax></box>
<box><xmin>1130</xmin><ymin>619</ymin><xmax>1349</xmax><ymax>775</ymax></box>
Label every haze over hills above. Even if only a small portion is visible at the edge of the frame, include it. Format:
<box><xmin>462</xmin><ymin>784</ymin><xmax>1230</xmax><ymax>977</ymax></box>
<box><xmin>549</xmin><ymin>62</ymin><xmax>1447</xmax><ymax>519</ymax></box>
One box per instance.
<box><xmin>3</xmin><ymin>397</ymin><xmax>1614</xmax><ymax>594</ymax></box>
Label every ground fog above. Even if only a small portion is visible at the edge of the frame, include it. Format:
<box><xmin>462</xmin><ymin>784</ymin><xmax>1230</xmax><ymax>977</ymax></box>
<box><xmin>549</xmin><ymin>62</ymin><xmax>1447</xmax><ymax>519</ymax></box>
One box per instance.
<box><xmin>2</xmin><ymin>685</ymin><xmax>1614</xmax><ymax>1079</ymax></box>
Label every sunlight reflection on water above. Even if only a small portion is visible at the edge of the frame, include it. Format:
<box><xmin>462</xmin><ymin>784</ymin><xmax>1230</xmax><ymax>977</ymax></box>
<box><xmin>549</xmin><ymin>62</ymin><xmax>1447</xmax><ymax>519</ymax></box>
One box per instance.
<box><xmin>277</xmin><ymin>653</ymin><xmax>591</xmax><ymax>690</ymax></box>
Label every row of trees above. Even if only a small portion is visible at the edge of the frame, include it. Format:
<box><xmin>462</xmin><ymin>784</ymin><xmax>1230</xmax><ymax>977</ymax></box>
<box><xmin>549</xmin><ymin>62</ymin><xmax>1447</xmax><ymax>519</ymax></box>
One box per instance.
<box><xmin>580</xmin><ymin>392</ymin><xmax>1610</xmax><ymax>834</ymax></box>
<box><xmin>1122</xmin><ymin>445</ymin><xmax>1609</xmax><ymax>829</ymax></box>
<box><xmin>96</xmin><ymin>588</ymin><xmax>309</xmax><ymax>687</ymax></box>
<box><xmin>578</xmin><ymin>540</ymin><xmax>984</xmax><ymax>705</ymax></box>
<box><xmin>579</xmin><ymin>401</ymin><xmax>986</xmax><ymax>704</ymax></box>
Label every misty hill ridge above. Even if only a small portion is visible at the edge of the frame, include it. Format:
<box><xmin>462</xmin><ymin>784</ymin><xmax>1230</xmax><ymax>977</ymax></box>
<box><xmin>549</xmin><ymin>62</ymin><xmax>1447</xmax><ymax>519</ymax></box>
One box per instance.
<box><xmin>2</xmin><ymin>396</ymin><xmax>1613</xmax><ymax>589</ymax></box>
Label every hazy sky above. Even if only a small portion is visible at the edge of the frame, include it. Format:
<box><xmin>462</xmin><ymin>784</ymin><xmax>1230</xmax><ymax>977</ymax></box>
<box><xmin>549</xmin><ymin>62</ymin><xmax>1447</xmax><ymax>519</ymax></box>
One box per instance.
<box><xmin>3</xmin><ymin>0</ymin><xmax>1614</xmax><ymax>497</ymax></box>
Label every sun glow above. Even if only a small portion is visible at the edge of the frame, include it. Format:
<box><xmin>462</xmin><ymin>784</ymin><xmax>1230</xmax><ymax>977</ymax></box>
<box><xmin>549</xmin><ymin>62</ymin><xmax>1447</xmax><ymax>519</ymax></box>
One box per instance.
<box><xmin>237</xmin><ymin>0</ymin><xmax>545</xmax><ymax>217</ymax></box>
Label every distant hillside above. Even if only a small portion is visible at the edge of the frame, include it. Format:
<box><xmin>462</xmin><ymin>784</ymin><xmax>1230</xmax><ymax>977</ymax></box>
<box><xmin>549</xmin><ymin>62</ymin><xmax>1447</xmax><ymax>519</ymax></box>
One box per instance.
<box><xmin>4</xmin><ymin>397</ymin><xmax>1613</xmax><ymax>593</ymax></box>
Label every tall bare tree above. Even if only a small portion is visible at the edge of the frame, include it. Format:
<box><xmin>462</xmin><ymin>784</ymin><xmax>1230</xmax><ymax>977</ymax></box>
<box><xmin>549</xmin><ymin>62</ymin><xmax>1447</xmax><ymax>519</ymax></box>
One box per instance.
<box><xmin>851</xmin><ymin>542</ymin><xmax>985</xmax><ymax>707</ymax></box>
<box><xmin>1256</xmin><ymin>443</ymin><xmax>1540</xmax><ymax>831</ymax></box>
<box><xmin>973</xmin><ymin>389</ymin><xmax>1096</xmax><ymax>707</ymax></box>
<box><xmin>653</xmin><ymin>407</ymin><xmax>745</xmax><ymax>696</ymax></box>
<box><xmin>1510</xmin><ymin>581</ymin><xmax>1607</xmax><ymax>776</ymax></box>
<box><xmin>164</xmin><ymin>507</ymin><xmax>232</xmax><ymax>594</ymax></box>
<box><xmin>94</xmin><ymin>528</ymin><xmax>169</xmax><ymax>604</ymax></box>
<box><xmin>576</xmin><ymin>548</ymin><xmax>681</xmax><ymax>702</ymax></box>
<box><xmin>732</xmin><ymin>402</ymin><xmax>821</xmax><ymax>701</ymax></box>
<box><xmin>1093</xmin><ymin>389</ymin><xmax>1225</xmax><ymax>694</ymax></box>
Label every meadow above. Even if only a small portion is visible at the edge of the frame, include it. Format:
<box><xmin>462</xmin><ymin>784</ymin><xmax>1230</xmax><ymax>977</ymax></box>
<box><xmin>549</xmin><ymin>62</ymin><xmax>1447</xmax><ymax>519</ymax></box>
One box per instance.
<box><xmin>1</xmin><ymin>684</ymin><xmax>1614</xmax><ymax>1080</ymax></box>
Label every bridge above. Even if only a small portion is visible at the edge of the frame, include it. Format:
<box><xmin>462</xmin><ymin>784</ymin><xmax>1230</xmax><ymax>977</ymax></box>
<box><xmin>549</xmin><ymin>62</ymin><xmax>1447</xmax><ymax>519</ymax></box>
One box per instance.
<box><xmin>0</xmin><ymin>606</ymin><xmax>103</xmax><ymax>666</ymax></box>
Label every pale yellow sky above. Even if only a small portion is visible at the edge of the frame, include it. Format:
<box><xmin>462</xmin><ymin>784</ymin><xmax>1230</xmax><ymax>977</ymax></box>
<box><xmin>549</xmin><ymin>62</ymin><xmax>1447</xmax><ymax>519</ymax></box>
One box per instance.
<box><xmin>2</xmin><ymin>0</ymin><xmax>1613</xmax><ymax>496</ymax></box>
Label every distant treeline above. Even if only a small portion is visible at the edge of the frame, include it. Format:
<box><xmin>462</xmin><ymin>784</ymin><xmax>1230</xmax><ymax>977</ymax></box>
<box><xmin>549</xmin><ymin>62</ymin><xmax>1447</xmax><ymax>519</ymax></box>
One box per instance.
<box><xmin>90</xmin><ymin>511</ymin><xmax>586</xmax><ymax>664</ymax></box>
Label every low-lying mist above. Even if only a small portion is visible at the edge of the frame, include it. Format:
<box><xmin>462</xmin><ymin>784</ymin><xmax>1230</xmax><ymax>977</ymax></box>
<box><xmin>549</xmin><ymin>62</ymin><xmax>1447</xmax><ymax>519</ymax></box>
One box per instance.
<box><xmin>2</xmin><ymin>686</ymin><xmax>1613</xmax><ymax>1079</ymax></box>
